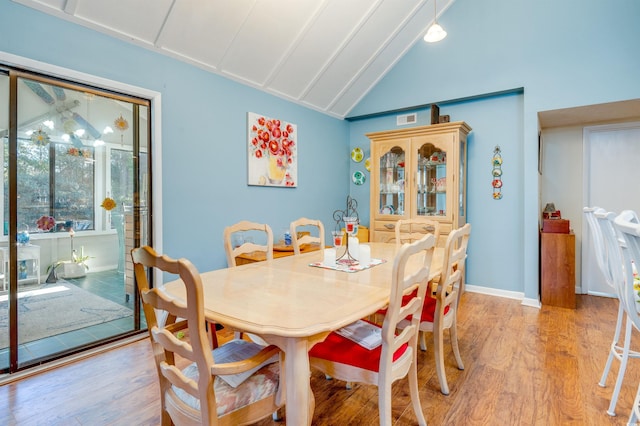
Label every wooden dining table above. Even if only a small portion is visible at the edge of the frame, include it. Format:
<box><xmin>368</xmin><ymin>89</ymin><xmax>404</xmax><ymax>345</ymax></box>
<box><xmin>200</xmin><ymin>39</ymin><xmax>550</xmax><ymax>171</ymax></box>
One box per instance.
<box><xmin>162</xmin><ymin>242</ymin><xmax>443</xmax><ymax>425</ymax></box>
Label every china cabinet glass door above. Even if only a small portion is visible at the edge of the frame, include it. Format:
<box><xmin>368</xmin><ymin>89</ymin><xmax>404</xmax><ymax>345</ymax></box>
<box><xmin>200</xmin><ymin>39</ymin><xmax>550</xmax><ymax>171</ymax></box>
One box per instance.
<box><xmin>378</xmin><ymin>146</ymin><xmax>405</xmax><ymax>216</ymax></box>
<box><xmin>416</xmin><ymin>143</ymin><xmax>447</xmax><ymax>217</ymax></box>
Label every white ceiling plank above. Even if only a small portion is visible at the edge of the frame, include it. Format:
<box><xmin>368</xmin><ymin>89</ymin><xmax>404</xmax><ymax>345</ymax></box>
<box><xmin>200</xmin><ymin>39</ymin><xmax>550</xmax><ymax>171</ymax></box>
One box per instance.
<box><xmin>325</xmin><ymin>0</ymin><xmax>428</xmax><ymax>111</ymax></box>
<box><xmin>269</xmin><ymin>0</ymin><xmax>378</xmax><ymax>100</ymax></box>
<box><xmin>13</xmin><ymin>0</ymin><xmax>67</xmax><ymax>15</ymax></box>
<box><xmin>13</xmin><ymin>0</ymin><xmax>456</xmax><ymax>118</ymax></box>
<box><xmin>261</xmin><ymin>0</ymin><xmax>330</xmax><ymax>89</ymax></box>
<box><xmin>220</xmin><ymin>0</ymin><xmax>333</xmax><ymax>86</ymax></box>
<box><xmin>304</xmin><ymin>0</ymin><xmax>426</xmax><ymax>109</ymax></box>
<box><xmin>298</xmin><ymin>0</ymin><xmax>384</xmax><ymax>101</ymax></box>
<box><xmin>156</xmin><ymin>0</ymin><xmax>255</xmax><ymax>68</ymax></box>
<box><xmin>72</xmin><ymin>0</ymin><xmax>174</xmax><ymax>43</ymax></box>
<box><xmin>63</xmin><ymin>0</ymin><xmax>78</xmax><ymax>14</ymax></box>
<box><xmin>332</xmin><ymin>2</ymin><xmax>435</xmax><ymax>117</ymax></box>
<box><xmin>152</xmin><ymin>0</ymin><xmax>177</xmax><ymax>48</ymax></box>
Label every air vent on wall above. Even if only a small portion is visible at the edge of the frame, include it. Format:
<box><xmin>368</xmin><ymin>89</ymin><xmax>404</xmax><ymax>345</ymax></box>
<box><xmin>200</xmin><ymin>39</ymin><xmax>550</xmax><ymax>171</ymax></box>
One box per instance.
<box><xmin>397</xmin><ymin>113</ymin><xmax>417</xmax><ymax>126</ymax></box>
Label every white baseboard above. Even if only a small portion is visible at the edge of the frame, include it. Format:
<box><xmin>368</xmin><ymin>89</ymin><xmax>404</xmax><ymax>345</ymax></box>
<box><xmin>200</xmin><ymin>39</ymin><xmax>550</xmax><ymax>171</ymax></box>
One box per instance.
<box><xmin>465</xmin><ymin>283</ymin><xmax>541</xmax><ymax>309</ymax></box>
<box><xmin>586</xmin><ymin>291</ymin><xmax>617</xmax><ymax>299</ymax></box>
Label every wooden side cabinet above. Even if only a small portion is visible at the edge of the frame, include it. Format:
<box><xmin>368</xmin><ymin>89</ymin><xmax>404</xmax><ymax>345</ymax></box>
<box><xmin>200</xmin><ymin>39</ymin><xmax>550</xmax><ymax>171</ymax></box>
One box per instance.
<box><xmin>540</xmin><ymin>231</ymin><xmax>576</xmax><ymax>308</ymax></box>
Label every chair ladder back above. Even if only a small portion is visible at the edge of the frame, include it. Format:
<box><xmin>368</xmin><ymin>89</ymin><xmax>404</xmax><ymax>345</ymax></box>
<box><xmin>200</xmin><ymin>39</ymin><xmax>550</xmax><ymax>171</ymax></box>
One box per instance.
<box><xmin>439</xmin><ymin>223</ymin><xmax>471</xmax><ymax>300</ymax></box>
<box><xmin>384</xmin><ymin>234</ymin><xmax>436</xmax><ymax>355</ymax></box>
<box><xmin>584</xmin><ymin>207</ymin><xmax>612</xmax><ymax>285</ymax></box>
<box><xmin>595</xmin><ymin>209</ymin><xmax>624</xmax><ymax>293</ymax></box>
<box><xmin>290</xmin><ymin>217</ymin><xmax>325</xmax><ymax>255</ymax></box>
<box><xmin>131</xmin><ymin>246</ymin><xmax>218</xmax><ymax>424</ymax></box>
<box><xmin>223</xmin><ymin>220</ymin><xmax>274</xmax><ymax>267</ymax></box>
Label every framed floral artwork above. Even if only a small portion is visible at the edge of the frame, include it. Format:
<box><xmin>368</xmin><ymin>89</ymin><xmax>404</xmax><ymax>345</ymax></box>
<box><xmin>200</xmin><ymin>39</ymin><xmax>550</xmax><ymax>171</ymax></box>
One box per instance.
<box><xmin>247</xmin><ymin>112</ymin><xmax>297</xmax><ymax>187</ymax></box>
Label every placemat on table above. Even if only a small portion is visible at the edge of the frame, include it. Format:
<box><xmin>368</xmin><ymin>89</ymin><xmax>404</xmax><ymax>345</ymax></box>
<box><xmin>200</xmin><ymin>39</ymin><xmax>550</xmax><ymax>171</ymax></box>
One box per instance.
<box><xmin>309</xmin><ymin>258</ymin><xmax>386</xmax><ymax>273</ymax></box>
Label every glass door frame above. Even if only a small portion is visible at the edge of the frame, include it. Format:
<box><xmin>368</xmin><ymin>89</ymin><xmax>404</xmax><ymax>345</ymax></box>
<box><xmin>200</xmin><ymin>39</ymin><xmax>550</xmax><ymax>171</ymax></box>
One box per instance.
<box><xmin>1</xmin><ymin>64</ymin><xmax>155</xmax><ymax>374</ymax></box>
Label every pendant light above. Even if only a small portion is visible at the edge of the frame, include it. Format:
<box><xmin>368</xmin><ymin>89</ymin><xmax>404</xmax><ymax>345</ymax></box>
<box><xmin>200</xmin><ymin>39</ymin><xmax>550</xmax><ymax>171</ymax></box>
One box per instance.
<box><xmin>424</xmin><ymin>0</ymin><xmax>447</xmax><ymax>43</ymax></box>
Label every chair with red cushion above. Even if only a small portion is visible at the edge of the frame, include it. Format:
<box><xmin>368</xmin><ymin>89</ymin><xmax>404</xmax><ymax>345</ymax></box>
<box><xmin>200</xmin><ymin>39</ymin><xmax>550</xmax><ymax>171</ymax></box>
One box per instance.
<box><xmin>397</xmin><ymin>223</ymin><xmax>471</xmax><ymax>395</ymax></box>
<box><xmin>309</xmin><ymin>234</ymin><xmax>436</xmax><ymax>426</ymax></box>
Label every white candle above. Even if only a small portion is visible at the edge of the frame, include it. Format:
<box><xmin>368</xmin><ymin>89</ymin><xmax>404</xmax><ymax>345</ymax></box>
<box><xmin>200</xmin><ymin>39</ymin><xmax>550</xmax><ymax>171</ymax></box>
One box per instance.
<box><xmin>359</xmin><ymin>244</ymin><xmax>371</xmax><ymax>266</ymax></box>
<box><xmin>323</xmin><ymin>248</ymin><xmax>336</xmax><ymax>266</ymax></box>
<box><xmin>349</xmin><ymin>237</ymin><xmax>360</xmax><ymax>260</ymax></box>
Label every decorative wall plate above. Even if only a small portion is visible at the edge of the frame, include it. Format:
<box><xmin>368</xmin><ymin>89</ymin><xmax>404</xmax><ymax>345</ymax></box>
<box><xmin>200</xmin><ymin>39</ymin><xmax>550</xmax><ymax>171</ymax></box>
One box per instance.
<box><xmin>364</xmin><ymin>157</ymin><xmax>371</xmax><ymax>171</ymax></box>
<box><xmin>351</xmin><ymin>147</ymin><xmax>364</xmax><ymax>162</ymax></box>
<box><xmin>352</xmin><ymin>170</ymin><xmax>366</xmax><ymax>185</ymax></box>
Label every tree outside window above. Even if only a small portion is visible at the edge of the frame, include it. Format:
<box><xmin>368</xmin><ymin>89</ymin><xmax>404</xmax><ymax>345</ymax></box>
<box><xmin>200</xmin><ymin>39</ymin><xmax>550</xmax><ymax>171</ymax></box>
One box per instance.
<box><xmin>4</xmin><ymin>139</ymin><xmax>94</xmax><ymax>234</ymax></box>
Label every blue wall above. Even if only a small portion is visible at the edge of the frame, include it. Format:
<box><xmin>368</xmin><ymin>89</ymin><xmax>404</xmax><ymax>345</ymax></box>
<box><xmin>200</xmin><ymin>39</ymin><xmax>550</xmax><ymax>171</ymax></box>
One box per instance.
<box><xmin>349</xmin><ymin>0</ymin><xmax>640</xmax><ymax>300</ymax></box>
<box><xmin>1</xmin><ymin>1</ymin><xmax>350</xmax><ymax>273</ymax></box>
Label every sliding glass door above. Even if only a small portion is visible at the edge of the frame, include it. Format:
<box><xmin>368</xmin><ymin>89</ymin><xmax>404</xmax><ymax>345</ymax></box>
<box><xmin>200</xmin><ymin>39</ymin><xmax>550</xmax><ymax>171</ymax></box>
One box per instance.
<box><xmin>0</xmin><ymin>68</ymin><xmax>151</xmax><ymax>374</ymax></box>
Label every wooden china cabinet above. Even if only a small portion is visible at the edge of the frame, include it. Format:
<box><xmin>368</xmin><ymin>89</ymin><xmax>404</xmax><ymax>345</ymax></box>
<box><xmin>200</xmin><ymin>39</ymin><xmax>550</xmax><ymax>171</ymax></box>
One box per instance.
<box><xmin>366</xmin><ymin>121</ymin><xmax>472</xmax><ymax>245</ymax></box>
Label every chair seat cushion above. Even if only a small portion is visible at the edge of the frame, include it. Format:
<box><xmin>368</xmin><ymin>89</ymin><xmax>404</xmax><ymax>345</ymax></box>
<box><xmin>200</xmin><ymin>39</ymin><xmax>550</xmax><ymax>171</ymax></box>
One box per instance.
<box><xmin>418</xmin><ymin>295</ymin><xmax>449</xmax><ymax>322</ymax></box>
<box><xmin>376</xmin><ymin>291</ymin><xmax>450</xmax><ymax>323</ymax></box>
<box><xmin>309</xmin><ymin>321</ymin><xmax>408</xmax><ymax>372</ymax></box>
<box><xmin>172</xmin><ymin>343</ymin><xmax>279</xmax><ymax>416</ymax></box>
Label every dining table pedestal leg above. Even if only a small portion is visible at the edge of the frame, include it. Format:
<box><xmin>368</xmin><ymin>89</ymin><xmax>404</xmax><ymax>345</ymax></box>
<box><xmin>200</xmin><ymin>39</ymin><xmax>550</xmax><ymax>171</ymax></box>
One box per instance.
<box><xmin>264</xmin><ymin>333</ymin><xmax>328</xmax><ymax>425</ymax></box>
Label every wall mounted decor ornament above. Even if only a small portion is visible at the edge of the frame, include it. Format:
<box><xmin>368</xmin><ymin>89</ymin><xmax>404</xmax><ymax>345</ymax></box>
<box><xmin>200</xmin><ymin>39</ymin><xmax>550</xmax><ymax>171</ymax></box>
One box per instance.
<box><xmin>247</xmin><ymin>112</ymin><xmax>297</xmax><ymax>187</ymax></box>
<box><xmin>114</xmin><ymin>114</ymin><xmax>129</xmax><ymax>145</ymax></box>
<box><xmin>492</xmin><ymin>146</ymin><xmax>503</xmax><ymax>200</ymax></box>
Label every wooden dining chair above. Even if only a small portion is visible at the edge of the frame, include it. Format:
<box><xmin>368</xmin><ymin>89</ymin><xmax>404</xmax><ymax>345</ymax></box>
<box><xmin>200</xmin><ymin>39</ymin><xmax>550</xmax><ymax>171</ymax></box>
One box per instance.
<box><xmin>397</xmin><ymin>222</ymin><xmax>470</xmax><ymax>395</ymax></box>
<box><xmin>585</xmin><ymin>206</ymin><xmax>638</xmax><ymax>416</ymax></box>
<box><xmin>222</xmin><ymin>220</ymin><xmax>274</xmax><ymax>344</ymax></box>
<box><xmin>613</xmin><ymin>210</ymin><xmax>640</xmax><ymax>425</ymax></box>
<box><xmin>309</xmin><ymin>234</ymin><xmax>435</xmax><ymax>426</ymax></box>
<box><xmin>394</xmin><ymin>218</ymin><xmax>441</xmax><ymax>247</ymax></box>
<box><xmin>289</xmin><ymin>217</ymin><xmax>325</xmax><ymax>255</ymax></box>
<box><xmin>370</xmin><ymin>218</ymin><xmax>440</xmax><ymax>325</ymax></box>
<box><xmin>223</xmin><ymin>220</ymin><xmax>274</xmax><ymax>267</ymax></box>
<box><xmin>131</xmin><ymin>246</ymin><xmax>284</xmax><ymax>426</ymax></box>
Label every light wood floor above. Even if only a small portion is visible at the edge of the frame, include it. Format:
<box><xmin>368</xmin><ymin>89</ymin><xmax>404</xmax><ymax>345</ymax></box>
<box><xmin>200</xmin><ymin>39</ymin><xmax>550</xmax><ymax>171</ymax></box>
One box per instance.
<box><xmin>2</xmin><ymin>292</ymin><xmax>640</xmax><ymax>425</ymax></box>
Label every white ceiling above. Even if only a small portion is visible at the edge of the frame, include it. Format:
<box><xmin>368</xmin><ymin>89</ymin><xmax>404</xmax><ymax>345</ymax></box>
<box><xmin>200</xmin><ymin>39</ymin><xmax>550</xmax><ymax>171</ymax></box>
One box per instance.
<box><xmin>14</xmin><ymin>0</ymin><xmax>454</xmax><ymax>119</ymax></box>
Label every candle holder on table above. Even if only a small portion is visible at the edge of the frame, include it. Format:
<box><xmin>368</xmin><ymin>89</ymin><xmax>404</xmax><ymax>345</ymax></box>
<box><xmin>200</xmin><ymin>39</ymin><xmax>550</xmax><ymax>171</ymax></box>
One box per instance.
<box><xmin>333</xmin><ymin>196</ymin><xmax>360</xmax><ymax>265</ymax></box>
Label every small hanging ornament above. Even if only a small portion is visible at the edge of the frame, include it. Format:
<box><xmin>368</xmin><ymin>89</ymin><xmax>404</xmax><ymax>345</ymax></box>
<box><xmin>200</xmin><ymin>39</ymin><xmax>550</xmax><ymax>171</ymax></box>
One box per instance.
<box><xmin>100</xmin><ymin>197</ymin><xmax>117</xmax><ymax>211</ymax></box>
<box><xmin>114</xmin><ymin>114</ymin><xmax>129</xmax><ymax>132</ymax></box>
<box><xmin>67</xmin><ymin>147</ymin><xmax>92</xmax><ymax>158</ymax></box>
<box><xmin>492</xmin><ymin>145</ymin><xmax>503</xmax><ymax>200</ymax></box>
<box><xmin>37</xmin><ymin>215</ymin><xmax>56</xmax><ymax>232</ymax></box>
<box><xmin>114</xmin><ymin>114</ymin><xmax>129</xmax><ymax>145</ymax></box>
<box><xmin>31</xmin><ymin>128</ymin><xmax>50</xmax><ymax>146</ymax></box>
